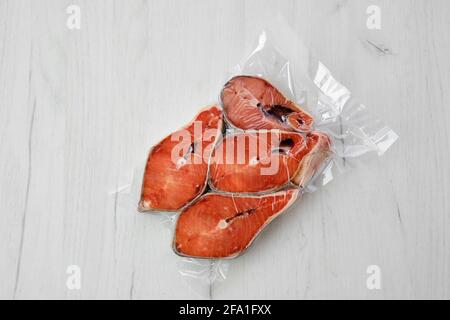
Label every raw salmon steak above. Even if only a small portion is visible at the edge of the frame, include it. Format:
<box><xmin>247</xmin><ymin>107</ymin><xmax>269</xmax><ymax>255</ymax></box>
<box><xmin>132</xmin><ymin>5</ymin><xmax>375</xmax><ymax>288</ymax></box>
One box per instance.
<box><xmin>209</xmin><ymin>131</ymin><xmax>331</xmax><ymax>193</ymax></box>
<box><xmin>174</xmin><ymin>189</ymin><xmax>299</xmax><ymax>259</ymax></box>
<box><xmin>139</xmin><ymin>105</ymin><xmax>223</xmax><ymax>212</ymax></box>
<box><xmin>221</xmin><ymin>76</ymin><xmax>314</xmax><ymax>132</ymax></box>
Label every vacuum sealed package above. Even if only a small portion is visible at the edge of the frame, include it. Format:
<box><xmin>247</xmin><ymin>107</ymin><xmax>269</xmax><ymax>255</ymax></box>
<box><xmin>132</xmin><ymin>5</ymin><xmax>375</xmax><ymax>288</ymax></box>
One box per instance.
<box><xmin>118</xmin><ymin>17</ymin><xmax>398</xmax><ymax>294</ymax></box>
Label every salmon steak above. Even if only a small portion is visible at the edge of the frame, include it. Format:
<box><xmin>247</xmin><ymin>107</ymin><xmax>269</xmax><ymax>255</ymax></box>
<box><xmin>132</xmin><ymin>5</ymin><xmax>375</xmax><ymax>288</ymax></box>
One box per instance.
<box><xmin>173</xmin><ymin>189</ymin><xmax>299</xmax><ymax>259</ymax></box>
<box><xmin>209</xmin><ymin>131</ymin><xmax>331</xmax><ymax>193</ymax></box>
<box><xmin>139</xmin><ymin>105</ymin><xmax>223</xmax><ymax>212</ymax></box>
<box><xmin>221</xmin><ymin>76</ymin><xmax>314</xmax><ymax>132</ymax></box>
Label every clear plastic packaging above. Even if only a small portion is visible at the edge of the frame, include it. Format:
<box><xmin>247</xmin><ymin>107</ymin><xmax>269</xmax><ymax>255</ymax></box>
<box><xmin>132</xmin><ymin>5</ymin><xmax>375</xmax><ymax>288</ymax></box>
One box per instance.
<box><xmin>112</xmin><ymin>17</ymin><xmax>398</xmax><ymax>296</ymax></box>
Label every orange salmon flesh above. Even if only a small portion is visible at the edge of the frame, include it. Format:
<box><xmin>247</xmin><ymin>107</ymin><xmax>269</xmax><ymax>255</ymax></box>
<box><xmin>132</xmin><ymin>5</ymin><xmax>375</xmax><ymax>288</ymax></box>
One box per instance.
<box><xmin>139</xmin><ymin>105</ymin><xmax>223</xmax><ymax>212</ymax></box>
<box><xmin>209</xmin><ymin>131</ymin><xmax>331</xmax><ymax>193</ymax></box>
<box><xmin>221</xmin><ymin>76</ymin><xmax>314</xmax><ymax>132</ymax></box>
<box><xmin>174</xmin><ymin>189</ymin><xmax>300</xmax><ymax>259</ymax></box>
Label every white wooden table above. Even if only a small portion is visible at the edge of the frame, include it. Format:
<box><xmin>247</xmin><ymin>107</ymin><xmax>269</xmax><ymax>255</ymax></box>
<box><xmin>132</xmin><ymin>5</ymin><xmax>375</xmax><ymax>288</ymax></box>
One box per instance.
<box><xmin>0</xmin><ymin>0</ymin><xmax>449</xmax><ymax>300</ymax></box>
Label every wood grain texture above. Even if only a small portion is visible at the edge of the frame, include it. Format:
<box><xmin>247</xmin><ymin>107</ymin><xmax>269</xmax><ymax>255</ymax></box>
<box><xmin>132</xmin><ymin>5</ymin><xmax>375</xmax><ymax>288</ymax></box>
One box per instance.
<box><xmin>0</xmin><ymin>0</ymin><xmax>448</xmax><ymax>299</ymax></box>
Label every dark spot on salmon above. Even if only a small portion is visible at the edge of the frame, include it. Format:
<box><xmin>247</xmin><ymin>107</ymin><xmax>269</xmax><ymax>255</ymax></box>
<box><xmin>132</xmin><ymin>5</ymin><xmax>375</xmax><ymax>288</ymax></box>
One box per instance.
<box><xmin>181</xmin><ymin>142</ymin><xmax>197</xmax><ymax>161</ymax></box>
<box><xmin>296</xmin><ymin>118</ymin><xmax>304</xmax><ymax>125</ymax></box>
<box><xmin>225</xmin><ymin>208</ymin><xmax>257</xmax><ymax>223</ymax></box>
<box><xmin>187</xmin><ymin>142</ymin><xmax>196</xmax><ymax>154</ymax></box>
<box><xmin>260</xmin><ymin>104</ymin><xmax>295</xmax><ymax>124</ymax></box>
<box><xmin>273</xmin><ymin>138</ymin><xmax>295</xmax><ymax>155</ymax></box>
<box><xmin>280</xmin><ymin>138</ymin><xmax>295</xmax><ymax>148</ymax></box>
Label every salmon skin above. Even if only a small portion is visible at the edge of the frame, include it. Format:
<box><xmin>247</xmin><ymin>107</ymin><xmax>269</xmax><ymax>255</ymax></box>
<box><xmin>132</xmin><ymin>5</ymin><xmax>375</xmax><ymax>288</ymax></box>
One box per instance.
<box><xmin>209</xmin><ymin>131</ymin><xmax>331</xmax><ymax>193</ymax></box>
<box><xmin>139</xmin><ymin>105</ymin><xmax>223</xmax><ymax>212</ymax></box>
<box><xmin>221</xmin><ymin>76</ymin><xmax>314</xmax><ymax>132</ymax></box>
<box><xmin>291</xmin><ymin>131</ymin><xmax>331</xmax><ymax>188</ymax></box>
<box><xmin>173</xmin><ymin>189</ymin><xmax>299</xmax><ymax>259</ymax></box>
